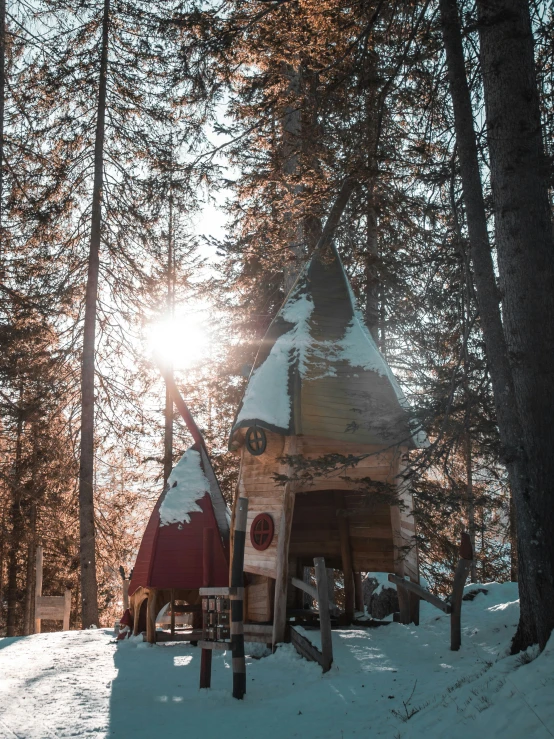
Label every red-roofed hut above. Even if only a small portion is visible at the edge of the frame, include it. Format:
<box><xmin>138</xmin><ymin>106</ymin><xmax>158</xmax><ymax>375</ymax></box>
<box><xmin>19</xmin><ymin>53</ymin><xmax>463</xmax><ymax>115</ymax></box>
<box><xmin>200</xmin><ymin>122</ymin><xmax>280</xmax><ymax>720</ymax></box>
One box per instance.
<box><xmin>129</xmin><ymin>441</ymin><xmax>230</xmax><ymax>642</ymax></box>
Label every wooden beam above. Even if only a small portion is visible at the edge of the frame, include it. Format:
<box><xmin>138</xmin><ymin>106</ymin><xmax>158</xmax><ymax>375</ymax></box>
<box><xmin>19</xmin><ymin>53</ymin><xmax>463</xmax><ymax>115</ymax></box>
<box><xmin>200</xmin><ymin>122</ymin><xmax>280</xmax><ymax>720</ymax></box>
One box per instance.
<box><xmin>170</xmin><ymin>589</ymin><xmax>175</xmax><ymax>638</ymax></box>
<box><xmin>451</xmin><ymin>558</ymin><xmax>472</xmax><ymax>651</ymax></box>
<box><xmin>334</xmin><ymin>492</ymin><xmax>354</xmax><ymax>623</ymax></box>
<box><xmin>354</xmin><ymin>572</ymin><xmax>364</xmax><ymax>612</ymax></box>
<box><xmin>199</xmin><ymin>586</ymin><xmax>237</xmax><ymax>596</ymax></box>
<box><xmin>290</xmin><ymin>626</ymin><xmax>327</xmax><ymax>669</ymax></box>
<box><xmin>146</xmin><ymin>589</ymin><xmax>157</xmax><ymax>644</ymax></box>
<box><xmin>122</xmin><ymin>580</ymin><xmax>129</xmax><ymax>611</ymax></box>
<box><xmin>272</xmin><ymin>437</ymin><xmax>297</xmax><ymax>647</ymax></box>
<box><xmin>198</xmin><ymin>640</ymin><xmax>229</xmax><ymax>651</ymax></box>
<box><xmin>314</xmin><ymin>557</ymin><xmax>333</xmax><ymax>672</ymax></box>
<box><xmin>63</xmin><ymin>591</ymin><xmax>71</xmax><ymax>631</ymax></box>
<box><xmin>290</xmin><ymin>577</ymin><xmax>318</xmax><ymax>601</ymax></box>
<box><xmin>388</xmin><ymin>574</ymin><xmax>452</xmax><ymax>614</ymax></box>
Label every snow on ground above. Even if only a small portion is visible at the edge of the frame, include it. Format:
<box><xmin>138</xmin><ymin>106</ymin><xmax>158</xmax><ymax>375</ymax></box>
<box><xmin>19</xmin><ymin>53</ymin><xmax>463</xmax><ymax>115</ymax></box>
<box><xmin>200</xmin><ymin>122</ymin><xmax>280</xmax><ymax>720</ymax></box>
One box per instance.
<box><xmin>1</xmin><ymin>582</ymin><xmax>553</xmax><ymax>738</ymax></box>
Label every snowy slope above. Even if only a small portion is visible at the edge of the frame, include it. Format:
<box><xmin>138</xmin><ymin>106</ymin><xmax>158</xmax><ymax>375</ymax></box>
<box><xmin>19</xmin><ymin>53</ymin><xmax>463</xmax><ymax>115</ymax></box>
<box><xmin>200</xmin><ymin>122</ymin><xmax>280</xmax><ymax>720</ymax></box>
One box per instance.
<box><xmin>0</xmin><ymin>583</ymin><xmax>552</xmax><ymax>739</ymax></box>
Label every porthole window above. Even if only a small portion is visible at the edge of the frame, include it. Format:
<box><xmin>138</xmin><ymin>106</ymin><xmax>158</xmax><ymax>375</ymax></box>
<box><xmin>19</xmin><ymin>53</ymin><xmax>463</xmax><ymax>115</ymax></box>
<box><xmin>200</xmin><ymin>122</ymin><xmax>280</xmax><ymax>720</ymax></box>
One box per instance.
<box><xmin>250</xmin><ymin>513</ymin><xmax>274</xmax><ymax>551</ymax></box>
<box><xmin>245</xmin><ymin>426</ymin><xmax>267</xmax><ymax>456</ymax></box>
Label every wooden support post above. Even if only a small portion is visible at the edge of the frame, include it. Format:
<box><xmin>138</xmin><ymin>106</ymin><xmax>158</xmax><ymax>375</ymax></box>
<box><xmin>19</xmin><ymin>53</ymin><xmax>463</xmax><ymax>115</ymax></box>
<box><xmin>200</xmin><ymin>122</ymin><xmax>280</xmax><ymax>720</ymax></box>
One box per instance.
<box><xmin>34</xmin><ymin>546</ymin><xmax>43</xmax><ymax>634</ymax></box>
<box><xmin>388</xmin><ymin>574</ymin><xmax>451</xmax><ymax>614</ymax></box>
<box><xmin>314</xmin><ymin>557</ymin><xmax>333</xmax><ymax>672</ymax></box>
<box><xmin>63</xmin><ymin>590</ymin><xmax>71</xmax><ymax>631</ymax></box>
<box><xmin>397</xmin><ymin>583</ymin><xmax>412</xmax><ymax>625</ymax></box>
<box><xmin>354</xmin><ymin>572</ymin><xmax>364</xmax><ymax>612</ymax></box>
<box><xmin>451</xmin><ymin>533</ymin><xmax>474</xmax><ymax>651</ymax></box>
<box><xmin>122</xmin><ymin>579</ymin><xmax>129</xmax><ymax>611</ymax></box>
<box><xmin>334</xmin><ymin>492</ymin><xmax>354</xmax><ymax>623</ymax></box>
<box><xmin>231</xmin><ymin>498</ymin><xmax>248</xmax><ymax>699</ymax></box>
<box><xmin>327</xmin><ymin>568</ymin><xmax>337</xmax><ymax>614</ymax></box>
<box><xmin>170</xmin><ymin>589</ymin><xmax>175</xmax><ymax>638</ymax></box>
<box><xmin>200</xmin><ymin>528</ymin><xmax>214</xmax><ymax>689</ymax></box>
<box><xmin>273</xmin><ymin>480</ymin><xmax>296</xmax><ymax>645</ymax></box>
<box><xmin>146</xmin><ymin>589</ymin><xmax>157</xmax><ymax>644</ymax></box>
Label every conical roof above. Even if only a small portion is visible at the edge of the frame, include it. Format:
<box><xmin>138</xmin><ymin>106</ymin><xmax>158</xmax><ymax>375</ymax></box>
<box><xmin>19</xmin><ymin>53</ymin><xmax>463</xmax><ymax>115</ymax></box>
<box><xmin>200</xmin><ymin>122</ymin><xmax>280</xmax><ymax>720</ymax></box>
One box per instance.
<box><xmin>230</xmin><ymin>242</ymin><xmax>426</xmax><ymax>449</ymax></box>
<box><xmin>129</xmin><ymin>443</ymin><xmax>230</xmax><ymax>596</ymax></box>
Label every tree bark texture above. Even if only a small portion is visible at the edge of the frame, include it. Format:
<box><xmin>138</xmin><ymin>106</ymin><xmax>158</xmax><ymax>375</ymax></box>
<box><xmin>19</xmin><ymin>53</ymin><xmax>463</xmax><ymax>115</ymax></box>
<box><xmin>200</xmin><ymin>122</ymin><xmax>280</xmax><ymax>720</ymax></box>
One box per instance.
<box><xmin>6</xmin><ymin>406</ymin><xmax>24</xmax><ymax>636</ymax></box>
<box><xmin>78</xmin><ymin>0</ymin><xmax>110</xmax><ymax>628</ymax></box>
<box><xmin>23</xmin><ymin>500</ymin><xmax>37</xmax><ymax>635</ymax></box>
<box><xmin>0</xmin><ymin>0</ymin><xmax>5</xmax><ymax>244</ymax></box>
<box><xmin>439</xmin><ymin>0</ymin><xmax>541</xmax><ymax>650</ymax></box>
<box><xmin>362</xmin><ymin>50</ymin><xmax>380</xmax><ymax>342</ymax></box>
<box><xmin>476</xmin><ymin>0</ymin><xmax>554</xmax><ymax>651</ymax></box>
<box><xmin>163</xmin><ymin>179</ymin><xmax>174</xmax><ymax>489</ymax></box>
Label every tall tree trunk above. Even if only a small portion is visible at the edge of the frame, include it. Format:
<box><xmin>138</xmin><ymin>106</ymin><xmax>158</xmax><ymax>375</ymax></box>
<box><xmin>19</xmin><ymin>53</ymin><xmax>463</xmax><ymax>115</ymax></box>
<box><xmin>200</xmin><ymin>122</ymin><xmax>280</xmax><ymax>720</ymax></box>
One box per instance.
<box><xmin>476</xmin><ymin>0</ymin><xmax>554</xmax><ymax>651</ymax></box>
<box><xmin>78</xmin><ymin>0</ymin><xmax>110</xmax><ymax>628</ymax></box>
<box><xmin>163</xmin><ymin>174</ymin><xmax>174</xmax><ymax>489</ymax></box>
<box><xmin>0</xmin><ymin>0</ymin><xmax>6</xmax><ymax>253</ymax></box>
<box><xmin>282</xmin><ymin>64</ymin><xmax>303</xmax><ymax>294</ymax></box>
<box><xmin>6</xmin><ymin>404</ymin><xmax>24</xmax><ymax>636</ymax></box>
<box><xmin>362</xmin><ymin>50</ymin><xmax>380</xmax><ymax>342</ymax></box>
<box><xmin>23</xmin><ymin>500</ymin><xmax>36</xmax><ymax>635</ymax></box>
<box><xmin>0</xmin><ymin>500</ymin><xmax>6</xmax><ymax>621</ymax></box>
<box><xmin>438</xmin><ymin>0</ymin><xmax>541</xmax><ymax>650</ymax></box>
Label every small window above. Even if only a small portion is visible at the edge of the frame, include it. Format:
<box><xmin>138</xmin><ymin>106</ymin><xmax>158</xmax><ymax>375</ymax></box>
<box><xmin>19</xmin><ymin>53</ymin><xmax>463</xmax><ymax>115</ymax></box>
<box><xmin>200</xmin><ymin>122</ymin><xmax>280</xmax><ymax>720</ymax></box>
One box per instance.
<box><xmin>250</xmin><ymin>513</ymin><xmax>274</xmax><ymax>551</ymax></box>
<box><xmin>245</xmin><ymin>426</ymin><xmax>267</xmax><ymax>456</ymax></box>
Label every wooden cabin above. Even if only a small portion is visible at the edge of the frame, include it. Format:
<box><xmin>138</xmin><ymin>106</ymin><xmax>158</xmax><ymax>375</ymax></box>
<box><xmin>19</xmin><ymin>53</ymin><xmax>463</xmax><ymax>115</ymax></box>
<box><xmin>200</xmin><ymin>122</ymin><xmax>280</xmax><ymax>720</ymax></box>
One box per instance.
<box><xmin>128</xmin><ymin>442</ymin><xmax>229</xmax><ymax>641</ymax></box>
<box><xmin>228</xmin><ymin>241</ymin><xmax>426</xmax><ymax>644</ymax></box>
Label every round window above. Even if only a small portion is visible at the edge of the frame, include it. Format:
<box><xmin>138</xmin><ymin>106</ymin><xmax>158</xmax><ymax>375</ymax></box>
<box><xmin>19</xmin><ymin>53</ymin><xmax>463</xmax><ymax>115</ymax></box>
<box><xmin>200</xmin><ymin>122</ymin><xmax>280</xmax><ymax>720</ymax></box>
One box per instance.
<box><xmin>245</xmin><ymin>426</ymin><xmax>267</xmax><ymax>456</ymax></box>
<box><xmin>250</xmin><ymin>513</ymin><xmax>274</xmax><ymax>551</ymax></box>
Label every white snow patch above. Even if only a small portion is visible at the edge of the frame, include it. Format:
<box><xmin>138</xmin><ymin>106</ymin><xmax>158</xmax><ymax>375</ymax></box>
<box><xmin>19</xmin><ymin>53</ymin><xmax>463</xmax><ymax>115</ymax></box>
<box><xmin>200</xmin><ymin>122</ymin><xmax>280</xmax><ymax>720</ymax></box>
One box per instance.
<box><xmin>159</xmin><ymin>448</ymin><xmax>209</xmax><ymax>526</ymax></box>
<box><xmin>236</xmin><ymin>292</ymin><xmax>314</xmax><ymax>428</ymax></box>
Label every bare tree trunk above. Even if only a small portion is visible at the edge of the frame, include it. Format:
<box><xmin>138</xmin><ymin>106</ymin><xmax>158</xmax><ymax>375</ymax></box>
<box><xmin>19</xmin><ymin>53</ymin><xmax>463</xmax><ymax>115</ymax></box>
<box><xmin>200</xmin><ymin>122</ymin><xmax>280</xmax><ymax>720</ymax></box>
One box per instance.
<box><xmin>0</xmin><ymin>0</ymin><xmax>5</xmax><ymax>249</ymax></box>
<box><xmin>23</xmin><ymin>500</ymin><xmax>36</xmax><ymax>635</ymax></box>
<box><xmin>476</xmin><ymin>0</ymin><xmax>554</xmax><ymax>652</ymax></box>
<box><xmin>6</xmin><ymin>404</ymin><xmax>23</xmax><ymax>636</ymax></box>
<box><xmin>438</xmin><ymin>0</ymin><xmax>542</xmax><ymax>650</ymax></box>
<box><xmin>163</xmin><ymin>173</ymin><xmax>174</xmax><ymax>489</ymax></box>
<box><xmin>282</xmin><ymin>64</ymin><xmax>303</xmax><ymax>294</ymax></box>
<box><xmin>362</xmin><ymin>51</ymin><xmax>380</xmax><ymax>342</ymax></box>
<box><xmin>78</xmin><ymin>0</ymin><xmax>110</xmax><ymax>628</ymax></box>
<box><xmin>0</xmin><ymin>501</ymin><xmax>6</xmax><ymax>621</ymax></box>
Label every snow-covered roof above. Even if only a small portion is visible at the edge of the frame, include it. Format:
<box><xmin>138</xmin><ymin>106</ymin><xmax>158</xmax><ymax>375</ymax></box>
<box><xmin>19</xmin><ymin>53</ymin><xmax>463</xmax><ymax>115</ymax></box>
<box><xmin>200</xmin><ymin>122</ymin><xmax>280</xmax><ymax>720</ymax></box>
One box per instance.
<box><xmin>159</xmin><ymin>446</ymin><xmax>230</xmax><ymax>541</ymax></box>
<box><xmin>230</xmin><ymin>242</ymin><xmax>426</xmax><ymax>449</ymax></box>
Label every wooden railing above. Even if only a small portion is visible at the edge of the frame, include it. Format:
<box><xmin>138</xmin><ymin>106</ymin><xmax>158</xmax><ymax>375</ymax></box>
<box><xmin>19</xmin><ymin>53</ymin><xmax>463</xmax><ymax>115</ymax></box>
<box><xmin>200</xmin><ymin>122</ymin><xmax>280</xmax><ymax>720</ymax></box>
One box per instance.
<box><xmin>389</xmin><ymin>533</ymin><xmax>474</xmax><ymax>651</ymax></box>
<box><xmin>289</xmin><ymin>556</ymin><xmax>333</xmax><ymax>672</ymax></box>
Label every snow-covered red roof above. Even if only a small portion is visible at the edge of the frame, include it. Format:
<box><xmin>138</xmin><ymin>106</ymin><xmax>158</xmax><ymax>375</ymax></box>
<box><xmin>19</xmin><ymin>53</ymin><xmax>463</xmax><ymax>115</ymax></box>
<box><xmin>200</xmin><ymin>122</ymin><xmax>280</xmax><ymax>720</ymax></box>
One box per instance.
<box><xmin>230</xmin><ymin>242</ymin><xmax>426</xmax><ymax>449</ymax></box>
<box><xmin>129</xmin><ymin>443</ymin><xmax>230</xmax><ymax>595</ymax></box>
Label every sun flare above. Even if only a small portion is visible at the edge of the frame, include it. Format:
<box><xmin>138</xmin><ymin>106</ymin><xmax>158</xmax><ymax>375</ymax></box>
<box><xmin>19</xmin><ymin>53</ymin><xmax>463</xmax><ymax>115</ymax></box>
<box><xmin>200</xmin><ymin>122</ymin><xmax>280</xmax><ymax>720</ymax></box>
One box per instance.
<box><xmin>147</xmin><ymin>312</ymin><xmax>210</xmax><ymax>370</ymax></box>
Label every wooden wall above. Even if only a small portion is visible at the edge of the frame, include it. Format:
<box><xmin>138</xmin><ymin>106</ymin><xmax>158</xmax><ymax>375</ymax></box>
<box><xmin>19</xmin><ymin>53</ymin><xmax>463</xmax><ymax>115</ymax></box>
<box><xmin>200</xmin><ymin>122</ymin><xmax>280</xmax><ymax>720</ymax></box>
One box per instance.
<box><xmin>234</xmin><ymin>431</ymin><xmax>419</xmax><ymax>626</ymax></box>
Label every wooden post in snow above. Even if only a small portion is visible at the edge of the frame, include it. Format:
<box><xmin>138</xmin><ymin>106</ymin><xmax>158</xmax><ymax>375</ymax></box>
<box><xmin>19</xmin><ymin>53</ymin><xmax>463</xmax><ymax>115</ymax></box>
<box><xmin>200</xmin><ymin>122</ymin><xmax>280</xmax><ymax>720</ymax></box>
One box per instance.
<box><xmin>170</xmin><ymin>589</ymin><xmax>176</xmax><ymax>638</ymax></box>
<box><xmin>314</xmin><ymin>557</ymin><xmax>333</xmax><ymax>672</ymax></box>
<box><xmin>122</xmin><ymin>579</ymin><xmax>129</xmax><ymax>611</ymax></box>
<box><xmin>354</xmin><ymin>572</ymin><xmax>364</xmax><ymax>612</ymax></box>
<box><xmin>63</xmin><ymin>590</ymin><xmax>71</xmax><ymax>631</ymax></box>
<box><xmin>451</xmin><ymin>533</ymin><xmax>473</xmax><ymax>651</ymax></box>
<box><xmin>231</xmin><ymin>497</ymin><xmax>248</xmax><ymax>699</ymax></box>
<box><xmin>200</xmin><ymin>528</ymin><xmax>214</xmax><ymax>689</ymax></box>
<box><xmin>34</xmin><ymin>546</ymin><xmax>43</xmax><ymax>634</ymax></box>
<box><xmin>335</xmin><ymin>492</ymin><xmax>354</xmax><ymax>623</ymax></box>
<box><xmin>146</xmin><ymin>589</ymin><xmax>157</xmax><ymax>644</ymax></box>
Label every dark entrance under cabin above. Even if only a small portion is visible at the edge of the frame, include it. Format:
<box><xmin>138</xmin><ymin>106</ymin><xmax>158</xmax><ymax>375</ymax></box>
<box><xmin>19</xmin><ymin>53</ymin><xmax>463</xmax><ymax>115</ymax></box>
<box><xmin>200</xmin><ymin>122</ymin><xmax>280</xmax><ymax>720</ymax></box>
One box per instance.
<box><xmin>287</xmin><ymin>489</ymin><xmax>395</xmax><ymax>622</ymax></box>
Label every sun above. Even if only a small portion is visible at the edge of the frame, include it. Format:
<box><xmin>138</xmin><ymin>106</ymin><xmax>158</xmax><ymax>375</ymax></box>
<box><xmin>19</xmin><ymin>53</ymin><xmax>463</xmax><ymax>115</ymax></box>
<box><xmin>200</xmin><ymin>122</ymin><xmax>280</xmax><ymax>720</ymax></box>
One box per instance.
<box><xmin>147</xmin><ymin>311</ymin><xmax>210</xmax><ymax>370</ymax></box>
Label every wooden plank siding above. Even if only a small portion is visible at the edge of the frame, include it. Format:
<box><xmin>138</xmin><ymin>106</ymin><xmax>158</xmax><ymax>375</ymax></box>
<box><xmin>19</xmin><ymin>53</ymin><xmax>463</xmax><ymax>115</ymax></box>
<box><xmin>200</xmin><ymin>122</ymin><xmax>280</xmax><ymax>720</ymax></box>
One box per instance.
<box><xmin>236</xmin><ymin>431</ymin><xmax>419</xmax><ymax>628</ymax></box>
